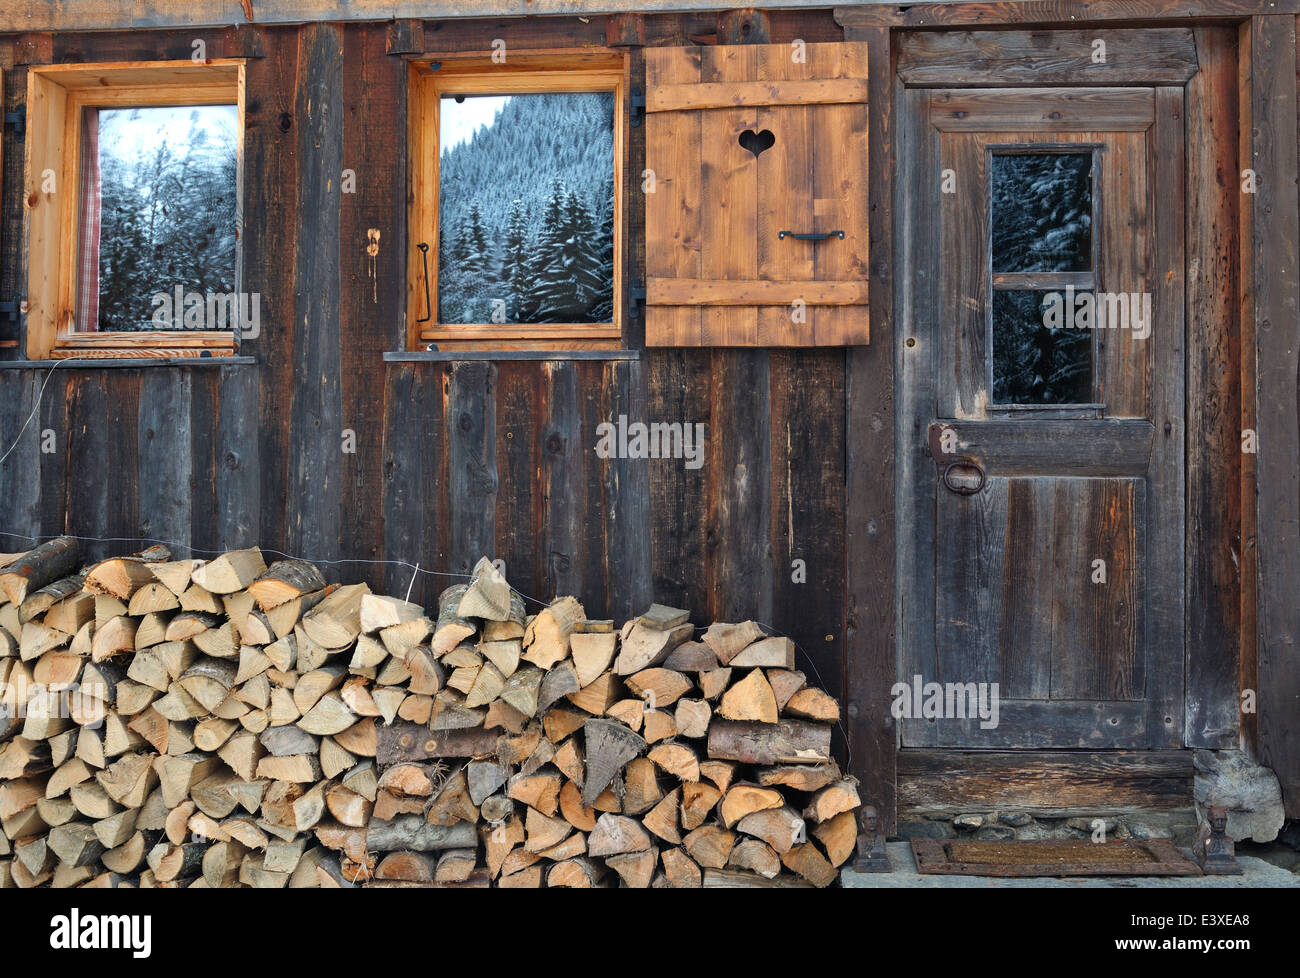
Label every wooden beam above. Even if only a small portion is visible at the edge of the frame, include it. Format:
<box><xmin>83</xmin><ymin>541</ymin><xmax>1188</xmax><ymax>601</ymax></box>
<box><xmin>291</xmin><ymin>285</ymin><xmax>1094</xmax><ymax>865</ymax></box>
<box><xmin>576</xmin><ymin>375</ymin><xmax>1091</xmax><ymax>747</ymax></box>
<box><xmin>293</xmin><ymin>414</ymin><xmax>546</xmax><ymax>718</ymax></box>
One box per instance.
<box><xmin>0</xmin><ymin>1</ymin><xmax>851</xmax><ymax>34</ymax></box>
<box><xmin>898</xmin><ymin>750</ymin><xmax>1194</xmax><ymax>816</ymax></box>
<box><xmin>836</xmin><ymin>0</ymin><xmax>1296</xmax><ymax>30</ymax></box>
<box><xmin>1184</xmin><ymin>26</ymin><xmax>1242</xmax><ymax>751</ymax></box>
<box><xmin>1248</xmin><ymin>15</ymin><xmax>1300</xmax><ymax>818</ymax></box>
<box><xmin>286</xmin><ymin>23</ymin><xmax>344</xmax><ymax>572</ymax></box>
<box><xmin>647</xmin><ymin>78</ymin><xmax>871</xmax><ymax>112</ymax></box>
<box><xmin>647</xmin><ymin>279</ymin><xmax>869</xmax><ymax>307</ymax></box>
<box><xmin>897</xmin><ymin>28</ymin><xmax>1199</xmax><ymax>86</ymax></box>
<box><xmin>842</xmin><ymin>22</ymin><xmax>896</xmax><ymax>836</ymax></box>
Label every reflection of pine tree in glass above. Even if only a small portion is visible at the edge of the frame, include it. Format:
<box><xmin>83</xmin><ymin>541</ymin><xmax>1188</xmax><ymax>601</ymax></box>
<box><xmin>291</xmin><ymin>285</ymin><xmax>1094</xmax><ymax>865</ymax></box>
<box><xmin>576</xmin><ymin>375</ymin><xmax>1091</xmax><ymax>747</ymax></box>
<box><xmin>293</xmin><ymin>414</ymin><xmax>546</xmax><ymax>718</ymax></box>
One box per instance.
<box><xmin>437</xmin><ymin>92</ymin><xmax>615</xmax><ymax>324</ymax></box>
<box><xmin>501</xmin><ymin>200</ymin><xmax>532</xmax><ymax>321</ymax></box>
<box><xmin>990</xmin><ymin>153</ymin><xmax>1092</xmax><ymax>273</ymax></box>
<box><xmin>97</xmin><ymin>107</ymin><xmax>237</xmax><ymax>330</ymax></box>
<box><xmin>992</xmin><ymin>291</ymin><xmax>1091</xmax><ymax>404</ymax></box>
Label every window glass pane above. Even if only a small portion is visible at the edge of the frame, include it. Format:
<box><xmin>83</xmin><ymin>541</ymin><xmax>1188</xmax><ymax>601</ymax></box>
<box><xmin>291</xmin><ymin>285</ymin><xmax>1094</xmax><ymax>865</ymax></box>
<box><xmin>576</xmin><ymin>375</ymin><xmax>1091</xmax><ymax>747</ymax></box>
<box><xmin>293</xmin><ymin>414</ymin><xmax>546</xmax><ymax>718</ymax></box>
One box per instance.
<box><xmin>437</xmin><ymin>92</ymin><xmax>615</xmax><ymax>325</ymax></box>
<box><xmin>81</xmin><ymin>105</ymin><xmax>239</xmax><ymax>331</ymax></box>
<box><xmin>990</xmin><ymin>152</ymin><xmax>1092</xmax><ymax>273</ymax></box>
<box><xmin>992</xmin><ymin>290</ymin><xmax>1092</xmax><ymax>404</ymax></box>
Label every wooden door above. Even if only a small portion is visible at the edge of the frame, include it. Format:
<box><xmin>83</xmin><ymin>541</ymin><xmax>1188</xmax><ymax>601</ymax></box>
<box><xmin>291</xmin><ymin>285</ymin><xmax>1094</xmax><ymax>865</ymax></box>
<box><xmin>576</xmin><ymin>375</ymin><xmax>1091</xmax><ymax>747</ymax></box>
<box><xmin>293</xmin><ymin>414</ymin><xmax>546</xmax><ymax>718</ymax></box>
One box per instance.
<box><xmin>899</xmin><ymin>88</ymin><xmax>1185</xmax><ymax>749</ymax></box>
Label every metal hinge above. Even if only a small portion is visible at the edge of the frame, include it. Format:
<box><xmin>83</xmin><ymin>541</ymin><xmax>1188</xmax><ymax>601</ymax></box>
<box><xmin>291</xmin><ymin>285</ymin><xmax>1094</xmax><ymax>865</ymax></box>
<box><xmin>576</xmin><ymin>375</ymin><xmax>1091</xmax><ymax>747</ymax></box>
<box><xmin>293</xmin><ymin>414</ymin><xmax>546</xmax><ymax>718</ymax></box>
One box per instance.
<box><xmin>4</xmin><ymin>105</ymin><xmax>25</xmax><ymax>143</ymax></box>
<box><xmin>630</xmin><ymin>88</ymin><xmax>646</xmax><ymax>128</ymax></box>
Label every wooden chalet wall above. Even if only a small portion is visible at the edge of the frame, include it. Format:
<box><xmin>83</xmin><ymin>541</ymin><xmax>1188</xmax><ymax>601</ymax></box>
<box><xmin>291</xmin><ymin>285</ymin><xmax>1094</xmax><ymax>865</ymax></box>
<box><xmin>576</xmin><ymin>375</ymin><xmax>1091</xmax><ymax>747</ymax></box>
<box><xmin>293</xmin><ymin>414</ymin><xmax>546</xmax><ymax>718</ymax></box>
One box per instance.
<box><xmin>0</xmin><ymin>12</ymin><xmax>853</xmax><ymax>749</ymax></box>
<box><xmin>0</xmin><ymin>2</ymin><xmax>1295</xmax><ymax>825</ymax></box>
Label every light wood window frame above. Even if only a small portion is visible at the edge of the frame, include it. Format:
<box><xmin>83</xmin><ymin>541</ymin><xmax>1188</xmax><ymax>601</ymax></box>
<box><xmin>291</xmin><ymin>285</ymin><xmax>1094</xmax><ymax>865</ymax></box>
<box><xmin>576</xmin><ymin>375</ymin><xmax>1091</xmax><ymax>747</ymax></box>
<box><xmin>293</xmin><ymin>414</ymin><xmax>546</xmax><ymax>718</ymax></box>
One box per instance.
<box><xmin>25</xmin><ymin>60</ymin><xmax>246</xmax><ymax>360</ymax></box>
<box><xmin>407</xmin><ymin>52</ymin><xmax>627</xmax><ymax>352</ymax></box>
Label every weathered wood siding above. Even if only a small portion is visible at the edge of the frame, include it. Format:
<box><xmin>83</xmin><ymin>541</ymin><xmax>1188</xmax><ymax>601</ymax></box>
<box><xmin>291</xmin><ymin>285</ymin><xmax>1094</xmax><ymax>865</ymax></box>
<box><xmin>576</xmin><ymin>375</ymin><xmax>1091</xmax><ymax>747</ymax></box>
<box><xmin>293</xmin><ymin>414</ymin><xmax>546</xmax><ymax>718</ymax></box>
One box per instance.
<box><xmin>0</xmin><ymin>14</ymin><xmax>850</xmax><ymax>722</ymax></box>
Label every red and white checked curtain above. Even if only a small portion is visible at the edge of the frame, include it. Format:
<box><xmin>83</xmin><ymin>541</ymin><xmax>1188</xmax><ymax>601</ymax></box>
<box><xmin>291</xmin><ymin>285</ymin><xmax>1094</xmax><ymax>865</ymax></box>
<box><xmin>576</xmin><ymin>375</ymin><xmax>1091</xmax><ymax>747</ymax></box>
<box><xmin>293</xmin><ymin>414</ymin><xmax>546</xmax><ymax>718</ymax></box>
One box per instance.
<box><xmin>74</xmin><ymin>106</ymin><xmax>101</xmax><ymax>332</ymax></box>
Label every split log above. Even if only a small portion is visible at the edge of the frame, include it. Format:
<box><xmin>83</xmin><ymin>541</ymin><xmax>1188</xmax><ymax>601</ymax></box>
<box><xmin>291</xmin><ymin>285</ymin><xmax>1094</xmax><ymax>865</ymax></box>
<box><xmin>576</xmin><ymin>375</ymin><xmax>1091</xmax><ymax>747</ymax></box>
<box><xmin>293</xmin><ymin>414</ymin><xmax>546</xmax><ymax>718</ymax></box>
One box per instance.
<box><xmin>191</xmin><ymin>549</ymin><xmax>266</xmax><ymax>595</ymax></box>
<box><xmin>587</xmin><ymin>813</ymin><xmax>651</xmax><ymax>857</ymax></box>
<box><xmin>701</xmin><ymin>621</ymin><xmax>765</xmax><ymax>664</ymax></box>
<box><xmin>0</xmin><ymin>538</ymin><xmax>80</xmax><ymax>606</ymax></box>
<box><xmin>248</xmin><ymin>561</ymin><xmax>327</xmax><ymax>610</ymax></box>
<box><xmin>718</xmin><ymin>669</ymin><xmax>778</xmax><ymax>723</ymax></box>
<box><xmin>581</xmin><ymin>719</ymin><xmax>645</xmax><ymax>806</ymax></box>
<box><xmin>612</xmin><ymin>622</ymin><xmax>693</xmax><ymax>675</ymax></box>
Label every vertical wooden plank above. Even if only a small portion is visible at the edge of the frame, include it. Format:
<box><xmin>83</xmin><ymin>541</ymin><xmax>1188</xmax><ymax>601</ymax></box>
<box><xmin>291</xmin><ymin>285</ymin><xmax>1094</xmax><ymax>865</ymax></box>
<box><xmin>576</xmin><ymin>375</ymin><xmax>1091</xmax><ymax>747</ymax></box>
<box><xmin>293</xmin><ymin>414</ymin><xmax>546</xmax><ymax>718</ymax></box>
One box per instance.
<box><xmin>287</xmin><ymin>23</ymin><xmax>344</xmax><ymax>574</ymax></box>
<box><xmin>842</xmin><ymin>23</ymin><xmax>897</xmax><ymax>824</ymax></box>
<box><xmin>1095</xmin><ymin>479</ymin><xmax>1139</xmax><ymax>702</ymax></box>
<box><xmin>1096</xmin><ymin>127</ymin><xmax>1151</xmax><ymax>419</ymax></box>
<box><xmin>0</xmin><ymin>371</ymin><xmax>42</xmax><ymax>543</ymax></box>
<box><xmin>446</xmin><ymin>360</ymin><xmax>497</xmax><ymax>578</ymax></box>
<box><xmin>246</xmin><ymin>27</ymin><xmax>300</xmax><ymax>556</ymax></box>
<box><xmin>935</xmin><ymin>478</ymin><xmax>1006</xmax><ymax>694</ymax></box>
<box><xmin>998</xmin><ymin>479</ymin><xmax>1054</xmax><ymax>701</ymax></box>
<box><xmin>493</xmin><ymin>362</ymin><xmax>543</xmax><ymax>606</ymax></box>
<box><xmin>188</xmin><ymin>370</ymin><xmax>217</xmax><ymax>557</ymax></box>
<box><xmin>769</xmin><ymin>350</ymin><xmax>846</xmax><ymax>742</ymax></box>
<box><xmin>809</xmin><ymin>41</ymin><xmax>871</xmax><ymax>346</ymax></box>
<box><xmin>1048</xmin><ymin>479</ymin><xmax>1105</xmax><ymax>701</ymax></box>
<box><xmin>941</xmin><ymin>130</ymin><xmax>989</xmax><ymax>415</ymax></box>
<box><xmin>340</xmin><ymin>24</ymin><xmax>406</xmax><ymax>591</ymax></box>
<box><xmin>541</xmin><ymin>360</ymin><xmax>584</xmax><ymax>601</ymax></box>
<box><xmin>422</xmin><ymin>365</ymin><xmax>453</xmax><ymax>602</ymax></box>
<box><xmin>1237</xmin><ymin>21</ymin><xmax>1258</xmax><ymax>759</ymax></box>
<box><xmin>577</xmin><ymin>361</ymin><xmax>609</xmax><ymax>616</ymax></box>
<box><xmin>895</xmin><ymin>85</ymin><xmax>939</xmax><ymax>754</ymax></box>
<box><xmin>380</xmin><ymin>363</ymin><xmax>420</xmax><ymax>600</ymax></box>
<box><xmin>644</xmin><ymin>46</ymin><xmax>702</xmax><ymax>346</ymax></box>
<box><xmin>380</xmin><ymin>362</ymin><xmax>447</xmax><ymax>608</ymax></box>
<box><xmin>604</xmin><ymin>357</ymin><xmax>653</xmax><ymax>622</ymax></box>
<box><xmin>38</xmin><ymin>368</ymin><xmax>70</xmax><ymax>540</ymax></box>
<box><xmin>1185</xmin><ymin>26</ymin><xmax>1242</xmax><ymax>748</ymax></box>
<box><xmin>755</xmin><ymin>44</ymin><xmax>813</xmax><ymax>346</ymax></box>
<box><xmin>1143</xmin><ymin>86</ymin><xmax>1186</xmax><ymax>749</ymax></box>
<box><xmin>646</xmin><ymin>348</ymin><xmax>712</xmax><ymax>613</ymax></box>
<box><xmin>64</xmin><ymin>374</ymin><xmax>109</xmax><ymax>562</ymax></box>
<box><xmin>708</xmin><ymin>349</ymin><xmax>772</xmax><ymax>623</ymax></box>
<box><xmin>105</xmin><ymin>371</ymin><xmax>141</xmax><ymax>550</ymax></box>
<box><xmin>699</xmin><ymin>44</ymin><xmax>759</xmax><ymax>346</ymax></box>
<box><xmin>137</xmin><ymin>370</ymin><xmax>192</xmax><ymax>554</ymax></box>
<box><xmin>1250</xmin><ymin>15</ymin><xmax>1300</xmax><ymax>813</ymax></box>
<box><xmin>215</xmin><ymin>365</ymin><xmax>261</xmax><ymax>551</ymax></box>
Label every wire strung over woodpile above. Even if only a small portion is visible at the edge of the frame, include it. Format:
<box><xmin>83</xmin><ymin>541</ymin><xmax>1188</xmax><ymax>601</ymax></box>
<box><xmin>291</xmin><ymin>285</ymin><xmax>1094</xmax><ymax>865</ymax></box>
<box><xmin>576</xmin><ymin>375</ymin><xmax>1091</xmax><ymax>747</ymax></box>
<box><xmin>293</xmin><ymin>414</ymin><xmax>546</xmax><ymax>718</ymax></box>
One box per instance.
<box><xmin>0</xmin><ymin>539</ymin><xmax>859</xmax><ymax>888</ymax></box>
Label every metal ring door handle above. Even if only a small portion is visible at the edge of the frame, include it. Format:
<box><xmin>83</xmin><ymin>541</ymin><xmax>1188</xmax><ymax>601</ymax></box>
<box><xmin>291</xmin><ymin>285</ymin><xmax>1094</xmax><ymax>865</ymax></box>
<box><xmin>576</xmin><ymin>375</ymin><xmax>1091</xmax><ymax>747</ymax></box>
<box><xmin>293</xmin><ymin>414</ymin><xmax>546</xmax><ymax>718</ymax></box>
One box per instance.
<box><xmin>943</xmin><ymin>458</ymin><xmax>986</xmax><ymax>495</ymax></box>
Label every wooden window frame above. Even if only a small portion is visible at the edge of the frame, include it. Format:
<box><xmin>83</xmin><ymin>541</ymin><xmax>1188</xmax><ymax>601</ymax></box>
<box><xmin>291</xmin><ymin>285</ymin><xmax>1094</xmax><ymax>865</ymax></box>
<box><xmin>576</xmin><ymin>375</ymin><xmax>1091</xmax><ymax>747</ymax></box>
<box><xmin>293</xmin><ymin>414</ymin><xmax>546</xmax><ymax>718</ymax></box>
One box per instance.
<box><xmin>407</xmin><ymin>52</ymin><xmax>627</xmax><ymax>352</ymax></box>
<box><xmin>25</xmin><ymin>60</ymin><xmax>246</xmax><ymax>360</ymax></box>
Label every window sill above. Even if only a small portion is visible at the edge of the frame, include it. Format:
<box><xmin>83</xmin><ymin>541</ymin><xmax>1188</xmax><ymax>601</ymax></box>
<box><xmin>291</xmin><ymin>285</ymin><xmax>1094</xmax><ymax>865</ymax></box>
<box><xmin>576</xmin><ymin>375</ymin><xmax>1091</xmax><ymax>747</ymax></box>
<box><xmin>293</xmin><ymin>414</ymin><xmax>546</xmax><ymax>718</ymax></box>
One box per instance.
<box><xmin>0</xmin><ymin>356</ymin><xmax>256</xmax><ymax>370</ymax></box>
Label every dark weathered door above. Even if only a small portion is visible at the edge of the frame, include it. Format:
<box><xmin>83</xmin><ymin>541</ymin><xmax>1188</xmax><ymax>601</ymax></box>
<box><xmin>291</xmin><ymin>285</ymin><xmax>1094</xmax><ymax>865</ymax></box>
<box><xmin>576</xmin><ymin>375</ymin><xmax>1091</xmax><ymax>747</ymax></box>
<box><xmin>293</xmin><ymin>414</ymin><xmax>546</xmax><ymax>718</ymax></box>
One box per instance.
<box><xmin>899</xmin><ymin>88</ymin><xmax>1185</xmax><ymax>748</ymax></box>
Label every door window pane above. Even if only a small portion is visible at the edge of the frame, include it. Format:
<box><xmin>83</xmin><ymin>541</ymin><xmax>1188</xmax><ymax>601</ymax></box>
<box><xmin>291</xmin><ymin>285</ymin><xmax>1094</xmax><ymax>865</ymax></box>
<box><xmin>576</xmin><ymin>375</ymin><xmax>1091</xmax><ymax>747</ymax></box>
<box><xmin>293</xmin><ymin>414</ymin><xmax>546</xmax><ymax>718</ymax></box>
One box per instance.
<box><xmin>992</xmin><ymin>290</ymin><xmax>1092</xmax><ymax>404</ymax></box>
<box><xmin>438</xmin><ymin>92</ymin><xmax>615</xmax><ymax>325</ymax></box>
<box><xmin>990</xmin><ymin>152</ymin><xmax>1092</xmax><ymax>273</ymax></box>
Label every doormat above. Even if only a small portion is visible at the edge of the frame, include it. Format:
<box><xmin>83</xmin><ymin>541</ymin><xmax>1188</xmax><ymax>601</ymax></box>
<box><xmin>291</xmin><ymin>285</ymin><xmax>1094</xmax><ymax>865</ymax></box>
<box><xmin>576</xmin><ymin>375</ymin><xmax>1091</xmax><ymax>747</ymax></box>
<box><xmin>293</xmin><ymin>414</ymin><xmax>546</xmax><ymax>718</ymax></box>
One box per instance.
<box><xmin>911</xmin><ymin>838</ymin><xmax>1203</xmax><ymax>877</ymax></box>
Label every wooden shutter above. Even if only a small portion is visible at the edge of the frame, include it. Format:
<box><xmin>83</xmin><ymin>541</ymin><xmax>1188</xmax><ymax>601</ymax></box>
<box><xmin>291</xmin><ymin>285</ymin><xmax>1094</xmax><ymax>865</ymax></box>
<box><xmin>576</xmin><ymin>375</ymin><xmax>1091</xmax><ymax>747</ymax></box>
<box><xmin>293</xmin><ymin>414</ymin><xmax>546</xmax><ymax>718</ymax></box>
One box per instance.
<box><xmin>644</xmin><ymin>43</ymin><xmax>869</xmax><ymax>347</ymax></box>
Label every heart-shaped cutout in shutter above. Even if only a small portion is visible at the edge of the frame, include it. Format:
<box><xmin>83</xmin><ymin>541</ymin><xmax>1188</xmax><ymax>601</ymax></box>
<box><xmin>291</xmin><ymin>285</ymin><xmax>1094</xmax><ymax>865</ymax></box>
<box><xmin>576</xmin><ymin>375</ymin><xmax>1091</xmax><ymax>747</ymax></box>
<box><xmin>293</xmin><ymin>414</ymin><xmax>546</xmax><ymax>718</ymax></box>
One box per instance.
<box><xmin>738</xmin><ymin>128</ymin><xmax>775</xmax><ymax>159</ymax></box>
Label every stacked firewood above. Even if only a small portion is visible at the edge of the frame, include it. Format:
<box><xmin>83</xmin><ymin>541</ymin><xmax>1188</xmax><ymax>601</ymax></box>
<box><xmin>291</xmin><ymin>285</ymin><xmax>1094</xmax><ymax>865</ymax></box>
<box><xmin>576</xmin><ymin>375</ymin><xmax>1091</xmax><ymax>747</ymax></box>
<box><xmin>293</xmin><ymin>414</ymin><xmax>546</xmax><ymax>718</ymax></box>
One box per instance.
<box><xmin>0</xmin><ymin>539</ymin><xmax>858</xmax><ymax>888</ymax></box>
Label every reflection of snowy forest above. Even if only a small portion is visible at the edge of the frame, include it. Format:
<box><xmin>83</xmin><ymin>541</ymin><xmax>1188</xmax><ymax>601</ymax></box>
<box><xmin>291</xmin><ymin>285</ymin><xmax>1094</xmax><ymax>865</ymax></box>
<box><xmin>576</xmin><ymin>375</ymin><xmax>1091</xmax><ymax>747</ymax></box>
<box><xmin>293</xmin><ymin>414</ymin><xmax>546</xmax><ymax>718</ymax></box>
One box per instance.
<box><xmin>990</xmin><ymin>152</ymin><xmax>1092</xmax><ymax>273</ymax></box>
<box><xmin>989</xmin><ymin>153</ymin><xmax>1094</xmax><ymax>404</ymax></box>
<box><xmin>97</xmin><ymin>105</ymin><xmax>239</xmax><ymax>330</ymax></box>
<box><xmin>438</xmin><ymin>93</ymin><xmax>615</xmax><ymax>324</ymax></box>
